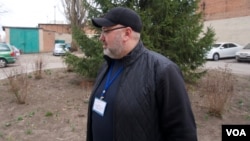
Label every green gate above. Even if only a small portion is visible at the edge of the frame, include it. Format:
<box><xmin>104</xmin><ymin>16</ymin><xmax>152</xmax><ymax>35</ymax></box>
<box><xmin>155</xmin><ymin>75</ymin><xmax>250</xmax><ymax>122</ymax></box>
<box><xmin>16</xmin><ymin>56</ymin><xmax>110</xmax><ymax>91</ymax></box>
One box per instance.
<box><xmin>10</xmin><ymin>28</ymin><xmax>39</xmax><ymax>53</ymax></box>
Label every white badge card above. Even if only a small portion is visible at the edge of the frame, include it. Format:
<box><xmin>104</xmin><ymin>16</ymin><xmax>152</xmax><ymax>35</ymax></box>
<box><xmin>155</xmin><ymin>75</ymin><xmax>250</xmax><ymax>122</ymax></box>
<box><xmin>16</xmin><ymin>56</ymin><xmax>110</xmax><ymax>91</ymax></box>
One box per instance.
<box><xmin>92</xmin><ymin>97</ymin><xmax>107</xmax><ymax>116</ymax></box>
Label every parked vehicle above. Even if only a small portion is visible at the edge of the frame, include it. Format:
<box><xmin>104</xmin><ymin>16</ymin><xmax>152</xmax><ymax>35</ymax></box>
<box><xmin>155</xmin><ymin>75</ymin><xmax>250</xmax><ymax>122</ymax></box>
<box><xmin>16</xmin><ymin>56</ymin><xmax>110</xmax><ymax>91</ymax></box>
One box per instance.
<box><xmin>65</xmin><ymin>43</ymin><xmax>71</xmax><ymax>51</ymax></box>
<box><xmin>53</xmin><ymin>43</ymin><xmax>69</xmax><ymax>56</ymax></box>
<box><xmin>0</xmin><ymin>43</ymin><xmax>16</xmax><ymax>68</ymax></box>
<box><xmin>235</xmin><ymin>43</ymin><xmax>250</xmax><ymax>62</ymax></box>
<box><xmin>206</xmin><ymin>42</ymin><xmax>242</xmax><ymax>61</ymax></box>
<box><xmin>11</xmin><ymin>45</ymin><xmax>21</xmax><ymax>57</ymax></box>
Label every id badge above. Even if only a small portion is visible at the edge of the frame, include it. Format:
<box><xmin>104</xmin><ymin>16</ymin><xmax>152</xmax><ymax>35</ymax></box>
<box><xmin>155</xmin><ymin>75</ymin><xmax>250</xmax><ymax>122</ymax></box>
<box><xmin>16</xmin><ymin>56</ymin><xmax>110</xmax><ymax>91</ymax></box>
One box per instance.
<box><xmin>92</xmin><ymin>97</ymin><xmax>107</xmax><ymax>116</ymax></box>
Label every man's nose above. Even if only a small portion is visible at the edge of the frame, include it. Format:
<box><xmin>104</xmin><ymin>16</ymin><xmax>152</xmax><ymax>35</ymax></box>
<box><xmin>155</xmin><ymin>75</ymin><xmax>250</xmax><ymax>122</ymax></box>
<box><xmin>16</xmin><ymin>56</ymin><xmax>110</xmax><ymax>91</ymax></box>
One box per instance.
<box><xmin>99</xmin><ymin>34</ymin><xmax>104</xmax><ymax>41</ymax></box>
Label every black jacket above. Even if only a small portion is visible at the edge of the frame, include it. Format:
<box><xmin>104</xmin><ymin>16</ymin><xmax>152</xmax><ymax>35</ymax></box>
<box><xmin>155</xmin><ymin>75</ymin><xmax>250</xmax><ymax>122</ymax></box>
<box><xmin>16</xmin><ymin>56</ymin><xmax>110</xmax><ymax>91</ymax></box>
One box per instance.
<box><xmin>87</xmin><ymin>41</ymin><xmax>197</xmax><ymax>141</ymax></box>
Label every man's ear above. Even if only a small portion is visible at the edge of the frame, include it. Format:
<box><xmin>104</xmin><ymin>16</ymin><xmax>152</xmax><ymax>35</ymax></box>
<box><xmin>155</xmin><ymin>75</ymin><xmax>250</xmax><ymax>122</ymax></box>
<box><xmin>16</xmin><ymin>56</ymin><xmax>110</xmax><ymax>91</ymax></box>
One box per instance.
<box><xmin>123</xmin><ymin>27</ymin><xmax>132</xmax><ymax>41</ymax></box>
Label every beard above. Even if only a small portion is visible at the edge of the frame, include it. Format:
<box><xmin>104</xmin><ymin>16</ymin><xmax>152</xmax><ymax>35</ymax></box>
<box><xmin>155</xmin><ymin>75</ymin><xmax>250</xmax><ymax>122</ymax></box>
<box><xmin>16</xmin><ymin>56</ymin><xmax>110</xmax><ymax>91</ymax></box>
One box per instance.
<box><xmin>103</xmin><ymin>34</ymin><xmax>124</xmax><ymax>59</ymax></box>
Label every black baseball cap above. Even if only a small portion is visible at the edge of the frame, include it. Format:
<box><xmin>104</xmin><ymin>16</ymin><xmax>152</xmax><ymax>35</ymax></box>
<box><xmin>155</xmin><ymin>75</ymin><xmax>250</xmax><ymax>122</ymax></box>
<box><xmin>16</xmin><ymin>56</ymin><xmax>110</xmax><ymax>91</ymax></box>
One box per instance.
<box><xmin>92</xmin><ymin>7</ymin><xmax>142</xmax><ymax>33</ymax></box>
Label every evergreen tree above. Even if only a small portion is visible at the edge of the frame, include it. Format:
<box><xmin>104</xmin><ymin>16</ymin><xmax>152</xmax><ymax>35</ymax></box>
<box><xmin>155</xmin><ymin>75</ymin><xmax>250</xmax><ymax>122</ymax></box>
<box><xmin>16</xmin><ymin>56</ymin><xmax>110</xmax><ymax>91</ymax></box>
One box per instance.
<box><xmin>92</xmin><ymin>0</ymin><xmax>215</xmax><ymax>81</ymax></box>
<box><xmin>63</xmin><ymin>26</ymin><xmax>103</xmax><ymax>79</ymax></box>
<box><xmin>65</xmin><ymin>0</ymin><xmax>215</xmax><ymax>81</ymax></box>
<box><xmin>63</xmin><ymin>0</ymin><xmax>104</xmax><ymax>79</ymax></box>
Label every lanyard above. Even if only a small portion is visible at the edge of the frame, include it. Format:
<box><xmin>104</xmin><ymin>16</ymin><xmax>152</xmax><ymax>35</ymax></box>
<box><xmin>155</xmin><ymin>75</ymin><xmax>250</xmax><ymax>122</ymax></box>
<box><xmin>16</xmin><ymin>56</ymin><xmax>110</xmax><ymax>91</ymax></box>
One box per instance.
<box><xmin>100</xmin><ymin>62</ymin><xmax>123</xmax><ymax>100</ymax></box>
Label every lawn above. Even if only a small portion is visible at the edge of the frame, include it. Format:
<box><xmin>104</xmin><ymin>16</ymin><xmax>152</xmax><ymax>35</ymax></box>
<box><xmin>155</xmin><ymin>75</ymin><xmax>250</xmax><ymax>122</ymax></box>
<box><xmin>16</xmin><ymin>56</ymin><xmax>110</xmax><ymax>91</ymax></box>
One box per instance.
<box><xmin>0</xmin><ymin>68</ymin><xmax>249</xmax><ymax>141</ymax></box>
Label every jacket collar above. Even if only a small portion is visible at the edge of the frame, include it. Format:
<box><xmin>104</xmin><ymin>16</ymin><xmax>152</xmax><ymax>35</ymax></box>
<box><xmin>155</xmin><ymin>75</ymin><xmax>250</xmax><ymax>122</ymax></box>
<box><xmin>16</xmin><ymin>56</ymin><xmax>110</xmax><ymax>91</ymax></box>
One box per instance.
<box><xmin>104</xmin><ymin>40</ymin><xmax>146</xmax><ymax>67</ymax></box>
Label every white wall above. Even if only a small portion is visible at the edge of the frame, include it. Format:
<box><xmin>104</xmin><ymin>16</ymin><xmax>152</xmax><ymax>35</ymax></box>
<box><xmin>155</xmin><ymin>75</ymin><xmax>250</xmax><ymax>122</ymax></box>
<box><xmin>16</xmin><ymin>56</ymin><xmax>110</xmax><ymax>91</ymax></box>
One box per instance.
<box><xmin>0</xmin><ymin>25</ymin><xmax>6</xmax><ymax>42</ymax></box>
<box><xmin>55</xmin><ymin>33</ymin><xmax>72</xmax><ymax>43</ymax></box>
<box><xmin>204</xmin><ymin>16</ymin><xmax>250</xmax><ymax>46</ymax></box>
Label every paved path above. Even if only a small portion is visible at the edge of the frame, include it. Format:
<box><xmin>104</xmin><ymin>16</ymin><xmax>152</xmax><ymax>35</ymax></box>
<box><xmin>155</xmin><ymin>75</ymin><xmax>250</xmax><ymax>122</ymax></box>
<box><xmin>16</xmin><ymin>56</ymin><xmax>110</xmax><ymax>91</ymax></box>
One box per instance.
<box><xmin>0</xmin><ymin>53</ymin><xmax>66</xmax><ymax>80</ymax></box>
<box><xmin>1</xmin><ymin>54</ymin><xmax>250</xmax><ymax>80</ymax></box>
<box><xmin>204</xmin><ymin>59</ymin><xmax>250</xmax><ymax>75</ymax></box>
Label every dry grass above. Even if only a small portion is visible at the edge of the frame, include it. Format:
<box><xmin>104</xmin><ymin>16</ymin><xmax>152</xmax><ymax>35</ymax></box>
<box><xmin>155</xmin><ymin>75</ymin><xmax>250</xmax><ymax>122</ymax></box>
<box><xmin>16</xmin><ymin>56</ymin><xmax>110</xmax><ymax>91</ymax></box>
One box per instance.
<box><xmin>2</xmin><ymin>67</ymin><xmax>31</xmax><ymax>104</ymax></box>
<box><xmin>198</xmin><ymin>65</ymin><xmax>234</xmax><ymax>118</ymax></box>
<box><xmin>0</xmin><ymin>68</ymin><xmax>91</xmax><ymax>141</ymax></box>
<box><xmin>33</xmin><ymin>55</ymin><xmax>46</xmax><ymax>79</ymax></box>
<box><xmin>0</xmin><ymin>67</ymin><xmax>249</xmax><ymax>141</ymax></box>
<box><xmin>1</xmin><ymin>55</ymin><xmax>47</xmax><ymax>104</ymax></box>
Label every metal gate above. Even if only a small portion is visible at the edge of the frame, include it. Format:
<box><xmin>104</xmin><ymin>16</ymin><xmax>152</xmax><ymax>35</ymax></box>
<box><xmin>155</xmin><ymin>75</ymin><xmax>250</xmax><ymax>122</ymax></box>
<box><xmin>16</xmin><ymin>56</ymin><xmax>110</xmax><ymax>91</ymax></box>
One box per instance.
<box><xmin>10</xmin><ymin>28</ymin><xmax>39</xmax><ymax>53</ymax></box>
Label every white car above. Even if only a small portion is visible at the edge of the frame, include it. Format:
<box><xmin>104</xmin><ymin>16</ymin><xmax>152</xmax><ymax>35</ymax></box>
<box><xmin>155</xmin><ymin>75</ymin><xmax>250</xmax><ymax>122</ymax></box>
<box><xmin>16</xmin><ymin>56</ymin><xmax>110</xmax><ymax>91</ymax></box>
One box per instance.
<box><xmin>12</xmin><ymin>45</ymin><xmax>21</xmax><ymax>57</ymax></box>
<box><xmin>206</xmin><ymin>42</ymin><xmax>242</xmax><ymax>61</ymax></box>
<box><xmin>53</xmin><ymin>43</ymin><xmax>69</xmax><ymax>56</ymax></box>
<box><xmin>235</xmin><ymin>43</ymin><xmax>250</xmax><ymax>62</ymax></box>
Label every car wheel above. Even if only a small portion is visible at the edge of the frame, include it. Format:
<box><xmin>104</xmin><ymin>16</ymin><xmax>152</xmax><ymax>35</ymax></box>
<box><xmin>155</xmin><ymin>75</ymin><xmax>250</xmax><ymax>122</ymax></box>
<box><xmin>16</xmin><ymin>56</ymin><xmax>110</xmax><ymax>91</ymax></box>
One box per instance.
<box><xmin>213</xmin><ymin>53</ymin><xmax>219</xmax><ymax>61</ymax></box>
<box><xmin>0</xmin><ymin>58</ymin><xmax>7</xmax><ymax>68</ymax></box>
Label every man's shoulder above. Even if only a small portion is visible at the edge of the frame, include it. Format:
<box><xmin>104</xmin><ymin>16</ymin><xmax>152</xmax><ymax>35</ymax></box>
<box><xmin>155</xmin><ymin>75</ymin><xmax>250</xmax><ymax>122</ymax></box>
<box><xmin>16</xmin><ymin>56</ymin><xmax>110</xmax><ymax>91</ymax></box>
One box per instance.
<box><xmin>142</xmin><ymin>49</ymin><xmax>180</xmax><ymax>71</ymax></box>
<box><xmin>146</xmin><ymin>50</ymin><xmax>172</xmax><ymax>63</ymax></box>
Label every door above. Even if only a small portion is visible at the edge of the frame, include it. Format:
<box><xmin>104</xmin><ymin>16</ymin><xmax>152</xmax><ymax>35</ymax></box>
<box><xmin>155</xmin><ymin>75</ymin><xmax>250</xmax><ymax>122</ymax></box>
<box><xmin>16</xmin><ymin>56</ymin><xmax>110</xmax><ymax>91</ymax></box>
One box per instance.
<box><xmin>10</xmin><ymin>28</ymin><xmax>39</xmax><ymax>53</ymax></box>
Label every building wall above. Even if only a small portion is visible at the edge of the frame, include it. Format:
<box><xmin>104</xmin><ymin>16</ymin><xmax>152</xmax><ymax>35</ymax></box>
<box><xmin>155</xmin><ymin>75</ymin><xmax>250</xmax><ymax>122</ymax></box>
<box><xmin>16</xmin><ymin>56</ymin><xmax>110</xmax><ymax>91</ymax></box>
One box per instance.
<box><xmin>4</xmin><ymin>28</ymin><xmax>10</xmax><ymax>43</ymax></box>
<box><xmin>38</xmin><ymin>23</ymin><xmax>96</xmax><ymax>44</ymax></box>
<box><xmin>38</xmin><ymin>24</ymin><xmax>96</xmax><ymax>35</ymax></box>
<box><xmin>55</xmin><ymin>33</ymin><xmax>72</xmax><ymax>44</ymax></box>
<box><xmin>204</xmin><ymin>16</ymin><xmax>250</xmax><ymax>46</ymax></box>
<box><xmin>200</xmin><ymin>0</ymin><xmax>250</xmax><ymax>21</ymax></box>
<box><xmin>3</xmin><ymin>24</ymin><xmax>95</xmax><ymax>53</ymax></box>
<box><xmin>39</xmin><ymin>28</ymin><xmax>72</xmax><ymax>53</ymax></box>
<box><xmin>39</xmin><ymin>24</ymin><xmax>71</xmax><ymax>34</ymax></box>
<box><xmin>39</xmin><ymin>24</ymin><xmax>73</xmax><ymax>52</ymax></box>
<box><xmin>200</xmin><ymin>0</ymin><xmax>250</xmax><ymax>46</ymax></box>
<box><xmin>40</xmin><ymin>30</ymin><xmax>55</xmax><ymax>52</ymax></box>
<box><xmin>5</xmin><ymin>27</ymin><xmax>39</xmax><ymax>53</ymax></box>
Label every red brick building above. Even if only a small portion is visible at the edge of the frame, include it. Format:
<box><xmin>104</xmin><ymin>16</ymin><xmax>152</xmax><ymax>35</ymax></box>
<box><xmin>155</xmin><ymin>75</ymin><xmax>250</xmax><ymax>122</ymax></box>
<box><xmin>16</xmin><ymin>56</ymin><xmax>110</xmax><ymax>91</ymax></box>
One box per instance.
<box><xmin>199</xmin><ymin>0</ymin><xmax>250</xmax><ymax>21</ymax></box>
<box><xmin>38</xmin><ymin>24</ymin><xmax>72</xmax><ymax>34</ymax></box>
<box><xmin>37</xmin><ymin>24</ymin><xmax>96</xmax><ymax>52</ymax></box>
<box><xmin>199</xmin><ymin>0</ymin><xmax>250</xmax><ymax>45</ymax></box>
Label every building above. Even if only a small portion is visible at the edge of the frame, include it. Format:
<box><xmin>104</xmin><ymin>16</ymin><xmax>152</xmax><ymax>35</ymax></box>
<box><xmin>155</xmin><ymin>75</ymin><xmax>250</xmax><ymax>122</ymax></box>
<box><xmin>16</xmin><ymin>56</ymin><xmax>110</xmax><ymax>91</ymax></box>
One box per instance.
<box><xmin>3</xmin><ymin>24</ymin><xmax>96</xmax><ymax>53</ymax></box>
<box><xmin>199</xmin><ymin>0</ymin><xmax>250</xmax><ymax>45</ymax></box>
<box><xmin>199</xmin><ymin>0</ymin><xmax>250</xmax><ymax>21</ymax></box>
<box><xmin>4</xmin><ymin>26</ymin><xmax>42</xmax><ymax>53</ymax></box>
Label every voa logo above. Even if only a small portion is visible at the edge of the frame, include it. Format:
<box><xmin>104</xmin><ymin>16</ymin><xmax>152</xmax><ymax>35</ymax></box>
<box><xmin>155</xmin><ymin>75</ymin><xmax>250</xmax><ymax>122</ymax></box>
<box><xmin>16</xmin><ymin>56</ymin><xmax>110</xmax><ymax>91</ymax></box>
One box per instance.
<box><xmin>226</xmin><ymin>129</ymin><xmax>246</xmax><ymax>136</ymax></box>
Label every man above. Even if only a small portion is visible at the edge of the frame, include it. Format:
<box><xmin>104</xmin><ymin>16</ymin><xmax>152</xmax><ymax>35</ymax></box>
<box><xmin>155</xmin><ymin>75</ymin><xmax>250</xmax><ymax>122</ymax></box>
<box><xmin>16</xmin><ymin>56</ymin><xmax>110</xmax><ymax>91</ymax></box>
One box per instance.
<box><xmin>86</xmin><ymin>6</ymin><xmax>197</xmax><ymax>141</ymax></box>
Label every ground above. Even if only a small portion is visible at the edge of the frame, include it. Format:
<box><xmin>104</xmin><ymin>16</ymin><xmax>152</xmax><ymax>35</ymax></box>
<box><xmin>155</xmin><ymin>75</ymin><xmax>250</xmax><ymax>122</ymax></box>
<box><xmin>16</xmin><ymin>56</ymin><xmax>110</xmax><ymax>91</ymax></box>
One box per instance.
<box><xmin>0</xmin><ymin>68</ymin><xmax>249</xmax><ymax>141</ymax></box>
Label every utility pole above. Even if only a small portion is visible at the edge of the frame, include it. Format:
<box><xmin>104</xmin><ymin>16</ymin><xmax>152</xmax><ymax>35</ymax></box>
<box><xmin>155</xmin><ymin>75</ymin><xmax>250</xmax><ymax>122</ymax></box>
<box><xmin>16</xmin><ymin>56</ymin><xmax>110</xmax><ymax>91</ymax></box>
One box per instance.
<box><xmin>54</xmin><ymin>5</ymin><xmax>56</xmax><ymax>24</ymax></box>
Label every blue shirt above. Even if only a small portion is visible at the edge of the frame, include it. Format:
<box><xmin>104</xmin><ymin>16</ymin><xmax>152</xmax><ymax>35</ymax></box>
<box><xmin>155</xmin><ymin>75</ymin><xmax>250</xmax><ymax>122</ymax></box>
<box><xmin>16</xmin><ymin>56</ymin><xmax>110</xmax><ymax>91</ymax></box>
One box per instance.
<box><xmin>91</xmin><ymin>60</ymin><xmax>124</xmax><ymax>141</ymax></box>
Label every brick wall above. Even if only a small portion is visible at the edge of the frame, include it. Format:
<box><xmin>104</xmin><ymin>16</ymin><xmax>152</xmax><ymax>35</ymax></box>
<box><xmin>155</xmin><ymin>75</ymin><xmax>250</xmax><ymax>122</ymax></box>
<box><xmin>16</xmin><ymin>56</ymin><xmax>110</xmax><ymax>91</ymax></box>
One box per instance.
<box><xmin>199</xmin><ymin>0</ymin><xmax>250</xmax><ymax>21</ymax></box>
<box><xmin>38</xmin><ymin>24</ymin><xmax>97</xmax><ymax>36</ymax></box>
<box><xmin>39</xmin><ymin>24</ymin><xmax>71</xmax><ymax>34</ymax></box>
<box><xmin>41</xmin><ymin>30</ymin><xmax>55</xmax><ymax>52</ymax></box>
<box><xmin>200</xmin><ymin>1</ymin><xmax>250</xmax><ymax>47</ymax></box>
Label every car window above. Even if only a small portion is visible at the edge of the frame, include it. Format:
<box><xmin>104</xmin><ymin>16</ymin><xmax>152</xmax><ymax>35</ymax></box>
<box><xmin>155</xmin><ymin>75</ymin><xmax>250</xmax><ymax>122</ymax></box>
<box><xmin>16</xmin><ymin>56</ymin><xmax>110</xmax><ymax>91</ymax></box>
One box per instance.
<box><xmin>0</xmin><ymin>44</ymin><xmax>11</xmax><ymax>51</ymax></box>
<box><xmin>65</xmin><ymin>43</ymin><xmax>71</xmax><ymax>48</ymax></box>
<box><xmin>244</xmin><ymin>44</ymin><xmax>250</xmax><ymax>49</ymax></box>
<box><xmin>228</xmin><ymin>43</ymin><xmax>237</xmax><ymax>48</ymax></box>
<box><xmin>222</xmin><ymin>44</ymin><xmax>228</xmax><ymax>48</ymax></box>
<box><xmin>60</xmin><ymin>45</ymin><xmax>66</xmax><ymax>48</ymax></box>
<box><xmin>212</xmin><ymin>44</ymin><xmax>220</xmax><ymax>47</ymax></box>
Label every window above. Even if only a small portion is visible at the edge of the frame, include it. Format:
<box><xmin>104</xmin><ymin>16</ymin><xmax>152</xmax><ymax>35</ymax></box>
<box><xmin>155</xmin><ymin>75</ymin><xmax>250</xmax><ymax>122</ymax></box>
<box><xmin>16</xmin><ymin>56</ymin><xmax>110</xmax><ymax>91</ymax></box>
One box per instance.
<box><xmin>222</xmin><ymin>44</ymin><xmax>228</xmax><ymax>48</ymax></box>
<box><xmin>0</xmin><ymin>44</ymin><xmax>10</xmax><ymax>51</ymax></box>
<box><xmin>228</xmin><ymin>43</ymin><xmax>237</xmax><ymax>48</ymax></box>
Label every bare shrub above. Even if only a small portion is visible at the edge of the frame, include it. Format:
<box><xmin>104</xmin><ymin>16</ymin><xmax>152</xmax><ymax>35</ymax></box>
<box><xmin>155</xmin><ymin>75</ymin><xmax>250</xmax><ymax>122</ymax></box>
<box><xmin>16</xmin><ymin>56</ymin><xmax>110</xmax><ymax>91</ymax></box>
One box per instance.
<box><xmin>2</xmin><ymin>68</ymin><xmax>30</xmax><ymax>104</ymax></box>
<box><xmin>33</xmin><ymin>55</ymin><xmax>46</xmax><ymax>79</ymax></box>
<box><xmin>199</xmin><ymin>65</ymin><xmax>234</xmax><ymax>118</ymax></box>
